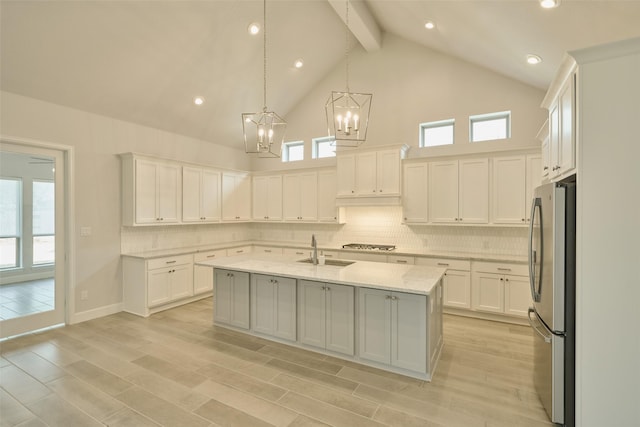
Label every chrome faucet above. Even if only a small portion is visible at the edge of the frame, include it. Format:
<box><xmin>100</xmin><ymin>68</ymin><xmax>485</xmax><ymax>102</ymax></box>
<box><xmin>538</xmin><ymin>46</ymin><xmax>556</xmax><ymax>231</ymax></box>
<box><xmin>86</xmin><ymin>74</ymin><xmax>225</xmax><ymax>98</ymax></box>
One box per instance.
<box><xmin>311</xmin><ymin>234</ymin><xmax>318</xmax><ymax>265</ymax></box>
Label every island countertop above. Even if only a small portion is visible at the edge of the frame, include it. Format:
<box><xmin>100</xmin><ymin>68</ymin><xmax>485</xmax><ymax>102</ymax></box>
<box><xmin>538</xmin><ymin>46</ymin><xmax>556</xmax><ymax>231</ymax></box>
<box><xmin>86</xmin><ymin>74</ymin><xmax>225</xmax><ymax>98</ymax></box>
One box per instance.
<box><xmin>196</xmin><ymin>253</ymin><xmax>445</xmax><ymax>296</ymax></box>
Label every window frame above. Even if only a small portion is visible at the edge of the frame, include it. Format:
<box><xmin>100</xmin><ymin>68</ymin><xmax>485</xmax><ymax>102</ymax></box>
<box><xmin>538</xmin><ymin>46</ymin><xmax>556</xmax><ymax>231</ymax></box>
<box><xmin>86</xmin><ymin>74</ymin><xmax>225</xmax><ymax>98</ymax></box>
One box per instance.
<box><xmin>469</xmin><ymin>111</ymin><xmax>511</xmax><ymax>143</ymax></box>
<box><xmin>312</xmin><ymin>136</ymin><xmax>336</xmax><ymax>159</ymax></box>
<box><xmin>0</xmin><ymin>177</ymin><xmax>22</xmax><ymax>270</ymax></box>
<box><xmin>281</xmin><ymin>140</ymin><xmax>305</xmax><ymax>162</ymax></box>
<box><xmin>419</xmin><ymin>119</ymin><xmax>455</xmax><ymax>148</ymax></box>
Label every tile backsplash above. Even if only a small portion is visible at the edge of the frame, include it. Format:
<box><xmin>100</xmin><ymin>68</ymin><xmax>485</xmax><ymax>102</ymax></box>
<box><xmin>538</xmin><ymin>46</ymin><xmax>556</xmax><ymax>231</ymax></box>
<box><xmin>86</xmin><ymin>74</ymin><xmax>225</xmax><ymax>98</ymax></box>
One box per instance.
<box><xmin>122</xmin><ymin>206</ymin><xmax>528</xmax><ymax>257</ymax></box>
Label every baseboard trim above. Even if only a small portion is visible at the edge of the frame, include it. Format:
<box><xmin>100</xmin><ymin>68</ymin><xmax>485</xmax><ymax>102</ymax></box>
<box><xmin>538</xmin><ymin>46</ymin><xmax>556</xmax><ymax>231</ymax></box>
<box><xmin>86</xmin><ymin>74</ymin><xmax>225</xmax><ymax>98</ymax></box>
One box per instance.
<box><xmin>69</xmin><ymin>303</ymin><xmax>123</xmax><ymax>324</ymax></box>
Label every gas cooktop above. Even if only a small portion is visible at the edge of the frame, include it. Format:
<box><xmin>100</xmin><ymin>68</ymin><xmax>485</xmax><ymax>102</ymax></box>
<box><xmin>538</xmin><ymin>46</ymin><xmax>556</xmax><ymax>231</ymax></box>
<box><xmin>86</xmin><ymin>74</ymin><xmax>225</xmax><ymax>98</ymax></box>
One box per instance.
<box><xmin>342</xmin><ymin>243</ymin><xmax>396</xmax><ymax>251</ymax></box>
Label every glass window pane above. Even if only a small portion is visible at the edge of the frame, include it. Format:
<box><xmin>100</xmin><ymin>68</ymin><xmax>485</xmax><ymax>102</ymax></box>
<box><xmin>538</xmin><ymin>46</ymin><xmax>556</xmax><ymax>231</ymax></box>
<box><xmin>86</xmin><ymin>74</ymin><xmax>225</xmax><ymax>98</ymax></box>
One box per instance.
<box><xmin>33</xmin><ymin>235</ymin><xmax>54</xmax><ymax>265</ymax></box>
<box><xmin>288</xmin><ymin>144</ymin><xmax>304</xmax><ymax>161</ymax></box>
<box><xmin>0</xmin><ymin>237</ymin><xmax>18</xmax><ymax>268</ymax></box>
<box><xmin>0</xmin><ymin>178</ymin><xmax>20</xmax><ymax>236</ymax></box>
<box><xmin>314</xmin><ymin>138</ymin><xmax>336</xmax><ymax>159</ymax></box>
<box><xmin>422</xmin><ymin>125</ymin><xmax>454</xmax><ymax>147</ymax></box>
<box><xmin>33</xmin><ymin>181</ymin><xmax>54</xmax><ymax>235</ymax></box>
<box><xmin>472</xmin><ymin>118</ymin><xmax>508</xmax><ymax>142</ymax></box>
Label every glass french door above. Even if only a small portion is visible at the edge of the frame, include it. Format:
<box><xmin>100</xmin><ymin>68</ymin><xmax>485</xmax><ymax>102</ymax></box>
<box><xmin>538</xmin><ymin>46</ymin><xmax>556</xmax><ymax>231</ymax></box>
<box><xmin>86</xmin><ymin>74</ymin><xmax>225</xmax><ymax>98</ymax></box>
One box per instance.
<box><xmin>0</xmin><ymin>142</ymin><xmax>66</xmax><ymax>338</ymax></box>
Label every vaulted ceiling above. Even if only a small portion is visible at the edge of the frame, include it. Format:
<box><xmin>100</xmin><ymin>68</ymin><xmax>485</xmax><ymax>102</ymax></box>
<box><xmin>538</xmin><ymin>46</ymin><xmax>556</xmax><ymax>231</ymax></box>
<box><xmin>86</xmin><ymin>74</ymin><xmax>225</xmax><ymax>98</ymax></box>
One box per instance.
<box><xmin>2</xmin><ymin>1</ymin><xmax>639</xmax><ymax>148</ymax></box>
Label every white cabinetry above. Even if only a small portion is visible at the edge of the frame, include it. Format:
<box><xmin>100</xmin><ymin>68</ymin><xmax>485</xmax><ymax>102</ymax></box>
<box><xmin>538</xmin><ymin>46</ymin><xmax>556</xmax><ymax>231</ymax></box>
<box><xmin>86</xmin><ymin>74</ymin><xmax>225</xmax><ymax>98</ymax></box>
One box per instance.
<box><xmin>252</xmin><ymin>175</ymin><xmax>282</xmax><ymax>221</ymax></box>
<box><xmin>121</xmin><ymin>154</ymin><xmax>180</xmax><ymax>226</ymax></box>
<box><xmin>402</xmin><ymin>162</ymin><xmax>428</xmax><ymax>223</ymax></box>
<box><xmin>429</xmin><ymin>159</ymin><xmax>488</xmax><ymax>224</ymax></box>
<box><xmin>283</xmin><ymin>172</ymin><xmax>317</xmax><ymax>221</ymax></box>
<box><xmin>358</xmin><ymin>288</ymin><xmax>427</xmax><ymax>373</ymax></box>
<box><xmin>123</xmin><ymin>254</ymin><xmax>196</xmax><ymax>317</ymax></box>
<box><xmin>193</xmin><ymin>249</ymin><xmax>226</xmax><ymax>294</ymax></box>
<box><xmin>492</xmin><ymin>155</ymin><xmax>542</xmax><ymax>224</ymax></box>
<box><xmin>298</xmin><ymin>280</ymin><xmax>354</xmax><ymax>355</ymax></box>
<box><xmin>471</xmin><ymin>261</ymin><xmax>530</xmax><ymax>318</ymax></box>
<box><xmin>544</xmin><ymin>69</ymin><xmax>576</xmax><ymax>181</ymax></box>
<box><xmin>222</xmin><ymin>172</ymin><xmax>251</xmax><ymax>221</ymax></box>
<box><xmin>336</xmin><ymin>146</ymin><xmax>407</xmax><ymax>202</ymax></box>
<box><xmin>214</xmin><ymin>269</ymin><xmax>250</xmax><ymax>329</ymax></box>
<box><xmin>525</xmin><ymin>154</ymin><xmax>542</xmax><ymax>220</ymax></box>
<box><xmin>251</xmin><ymin>274</ymin><xmax>296</xmax><ymax>341</ymax></box>
<box><xmin>317</xmin><ymin>169</ymin><xmax>343</xmax><ymax>223</ymax></box>
<box><xmin>416</xmin><ymin>258</ymin><xmax>471</xmax><ymax>309</ymax></box>
<box><xmin>182</xmin><ymin>166</ymin><xmax>221</xmax><ymax>223</ymax></box>
<box><xmin>253</xmin><ymin>246</ymin><xmax>283</xmax><ymax>255</ymax></box>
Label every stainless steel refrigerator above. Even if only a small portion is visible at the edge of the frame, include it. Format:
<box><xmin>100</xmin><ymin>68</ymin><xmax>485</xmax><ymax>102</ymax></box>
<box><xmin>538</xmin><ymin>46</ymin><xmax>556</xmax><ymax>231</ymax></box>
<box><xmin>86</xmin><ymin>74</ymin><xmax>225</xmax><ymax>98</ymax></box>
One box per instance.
<box><xmin>528</xmin><ymin>180</ymin><xmax>576</xmax><ymax>427</ymax></box>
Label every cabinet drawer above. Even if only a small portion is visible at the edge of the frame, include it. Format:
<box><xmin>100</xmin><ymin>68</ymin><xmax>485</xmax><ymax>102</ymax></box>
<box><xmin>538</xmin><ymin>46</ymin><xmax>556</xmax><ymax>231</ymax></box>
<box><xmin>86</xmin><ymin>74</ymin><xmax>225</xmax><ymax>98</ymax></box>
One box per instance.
<box><xmin>283</xmin><ymin>247</ymin><xmax>308</xmax><ymax>257</ymax></box>
<box><xmin>254</xmin><ymin>246</ymin><xmax>283</xmax><ymax>255</ymax></box>
<box><xmin>148</xmin><ymin>254</ymin><xmax>193</xmax><ymax>270</ymax></box>
<box><xmin>227</xmin><ymin>246</ymin><xmax>252</xmax><ymax>256</ymax></box>
<box><xmin>387</xmin><ymin>255</ymin><xmax>415</xmax><ymax>265</ymax></box>
<box><xmin>193</xmin><ymin>249</ymin><xmax>226</xmax><ymax>263</ymax></box>
<box><xmin>415</xmin><ymin>257</ymin><xmax>470</xmax><ymax>271</ymax></box>
<box><xmin>472</xmin><ymin>261</ymin><xmax>528</xmax><ymax>276</ymax></box>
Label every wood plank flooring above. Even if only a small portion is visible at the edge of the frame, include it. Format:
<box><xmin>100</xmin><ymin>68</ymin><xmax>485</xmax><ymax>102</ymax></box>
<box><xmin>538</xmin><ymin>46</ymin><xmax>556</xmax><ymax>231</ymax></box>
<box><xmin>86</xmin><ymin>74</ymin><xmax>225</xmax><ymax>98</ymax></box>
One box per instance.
<box><xmin>0</xmin><ymin>298</ymin><xmax>553</xmax><ymax>426</ymax></box>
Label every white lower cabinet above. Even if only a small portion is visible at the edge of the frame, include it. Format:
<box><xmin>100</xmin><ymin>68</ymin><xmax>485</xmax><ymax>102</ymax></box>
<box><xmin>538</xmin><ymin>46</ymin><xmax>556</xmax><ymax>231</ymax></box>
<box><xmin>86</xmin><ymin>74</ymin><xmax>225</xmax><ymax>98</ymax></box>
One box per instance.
<box><xmin>193</xmin><ymin>250</ymin><xmax>226</xmax><ymax>294</ymax></box>
<box><xmin>358</xmin><ymin>288</ymin><xmax>427</xmax><ymax>373</ymax></box>
<box><xmin>251</xmin><ymin>274</ymin><xmax>296</xmax><ymax>341</ymax></box>
<box><xmin>471</xmin><ymin>262</ymin><xmax>530</xmax><ymax>318</ymax></box>
<box><xmin>214</xmin><ymin>269</ymin><xmax>250</xmax><ymax>329</ymax></box>
<box><xmin>122</xmin><ymin>254</ymin><xmax>196</xmax><ymax>317</ymax></box>
<box><xmin>298</xmin><ymin>280</ymin><xmax>355</xmax><ymax>356</ymax></box>
<box><xmin>416</xmin><ymin>257</ymin><xmax>471</xmax><ymax>309</ymax></box>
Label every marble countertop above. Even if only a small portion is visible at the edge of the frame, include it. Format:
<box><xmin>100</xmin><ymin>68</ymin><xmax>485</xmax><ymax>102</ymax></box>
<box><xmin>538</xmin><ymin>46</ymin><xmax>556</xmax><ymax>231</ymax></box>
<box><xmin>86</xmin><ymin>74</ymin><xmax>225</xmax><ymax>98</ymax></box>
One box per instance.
<box><xmin>197</xmin><ymin>253</ymin><xmax>445</xmax><ymax>296</ymax></box>
<box><xmin>121</xmin><ymin>240</ymin><xmax>527</xmax><ymax>264</ymax></box>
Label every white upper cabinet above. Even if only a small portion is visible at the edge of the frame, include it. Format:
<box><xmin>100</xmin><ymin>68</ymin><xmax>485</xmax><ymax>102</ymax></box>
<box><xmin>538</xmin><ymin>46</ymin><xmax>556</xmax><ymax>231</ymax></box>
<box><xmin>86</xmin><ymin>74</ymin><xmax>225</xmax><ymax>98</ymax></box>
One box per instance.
<box><xmin>492</xmin><ymin>156</ymin><xmax>526</xmax><ymax>224</ymax></box>
<box><xmin>525</xmin><ymin>154</ymin><xmax>542</xmax><ymax>221</ymax></box>
<box><xmin>543</xmin><ymin>66</ymin><xmax>576</xmax><ymax>181</ymax></box>
<box><xmin>336</xmin><ymin>146</ymin><xmax>407</xmax><ymax>203</ymax></box>
<box><xmin>182</xmin><ymin>166</ymin><xmax>221</xmax><ymax>223</ymax></box>
<box><xmin>222</xmin><ymin>172</ymin><xmax>251</xmax><ymax>221</ymax></box>
<box><xmin>402</xmin><ymin>162</ymin><xmax>428</xmax><ymax>223</ymax></box>
<box><xmin>252</xmin><ymin>175</ymin><xmax>282</xmax><ymax>221</ymax></box>
<box><xmin>121</xmin><ymin>154</ymin><xmax>180</xmax><ymax>226</ymax></box>
<box><xmin>429</xmin><ymin>159</ymin><xmax>488</xmax><ymax>224</ymax></box>
<box><xmin>317</xmin><ymin>169</ymin><xmax>343</xmax><ymax>223</ymax></box>
<box><xmin>283</xmin><ymin>172</ymin><xmax>318</xmax><ymax>221</ymax></box>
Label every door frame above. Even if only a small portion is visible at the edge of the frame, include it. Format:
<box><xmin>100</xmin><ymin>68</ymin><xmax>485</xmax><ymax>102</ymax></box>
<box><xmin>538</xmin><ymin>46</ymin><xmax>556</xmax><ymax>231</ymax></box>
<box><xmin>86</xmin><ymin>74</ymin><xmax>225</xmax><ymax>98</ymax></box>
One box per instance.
<box><xmin>0</xmin><ymin>135</ymin><xmax>75</xmax><ymax>336</ymax></box>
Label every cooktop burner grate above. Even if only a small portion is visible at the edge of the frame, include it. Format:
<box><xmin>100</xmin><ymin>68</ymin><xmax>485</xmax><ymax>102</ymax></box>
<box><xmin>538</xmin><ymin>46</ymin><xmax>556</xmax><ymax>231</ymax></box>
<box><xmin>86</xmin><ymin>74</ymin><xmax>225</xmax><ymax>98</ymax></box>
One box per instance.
<box><xmin>342</xmin><ymin>243</ymin><xmax>396</xmax><ymax>251</ymax></box>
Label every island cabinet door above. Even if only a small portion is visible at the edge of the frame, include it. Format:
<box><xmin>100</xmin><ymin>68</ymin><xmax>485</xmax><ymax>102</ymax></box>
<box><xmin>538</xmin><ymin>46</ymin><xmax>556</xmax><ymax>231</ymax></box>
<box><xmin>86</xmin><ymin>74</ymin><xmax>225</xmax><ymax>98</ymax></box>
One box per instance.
<box><xmin>298</xmin><ymin>280</ymin><xmax>326</xmax><ymax>349</ymax></box>
<box><xmin>251</xmin><ymin>275</ymin><xmax>296</xmax><ymax>341</ymax></box>
<box><xmin>358</xmin><ymin>288</ymin><xmax>392</xmax><ymax>365</ymax></box>
<box><xmin>325</xmin><ymin>283</ymin><xmax>355</xmax><ymax>356</ymax></box>
<box><xmin>390</xmin><ymin>292</ymin><xmax>427</xmax><ymax>373</ymax></box>
<box><xmin>214</xmin><ymin>269</ymin><xmax>249</xmax><ymax>329</ymax></box>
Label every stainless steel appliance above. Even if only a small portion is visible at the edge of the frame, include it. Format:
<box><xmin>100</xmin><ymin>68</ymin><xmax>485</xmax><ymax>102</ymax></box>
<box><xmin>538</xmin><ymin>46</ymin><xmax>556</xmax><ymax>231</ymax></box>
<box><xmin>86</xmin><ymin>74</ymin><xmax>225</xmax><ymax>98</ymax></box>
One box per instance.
<box><xmin>342</xmin><ymin>243</ymin><xmax>396</xmax><ymax>251</ymax></box>
<box><xmin>528</xmin><ymin>181</ymin><xmax>576</xmax><ymax>427</ymax></box>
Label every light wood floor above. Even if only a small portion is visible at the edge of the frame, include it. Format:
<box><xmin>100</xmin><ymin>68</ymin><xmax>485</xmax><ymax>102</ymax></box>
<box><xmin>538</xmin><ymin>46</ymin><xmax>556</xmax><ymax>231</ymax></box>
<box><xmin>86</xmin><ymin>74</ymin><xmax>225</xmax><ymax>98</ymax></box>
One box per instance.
<box><xmin>0</xmin><ymin>298</ymin><xmax>553</xmax><ymax>427</ymax></box>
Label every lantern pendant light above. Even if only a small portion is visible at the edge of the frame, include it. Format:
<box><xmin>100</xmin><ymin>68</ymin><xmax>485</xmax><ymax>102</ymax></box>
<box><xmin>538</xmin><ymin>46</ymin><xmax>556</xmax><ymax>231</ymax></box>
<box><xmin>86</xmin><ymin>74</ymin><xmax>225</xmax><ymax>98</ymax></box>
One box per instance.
<box><xmin>325</xmin><ymin>0</ymin><xmax>372</xmax><ymax>148</ymax></box>
<box><xmin>242</xmin><ymin>0</ymin><xmax>286</xmax><ymax>158</ymax></box>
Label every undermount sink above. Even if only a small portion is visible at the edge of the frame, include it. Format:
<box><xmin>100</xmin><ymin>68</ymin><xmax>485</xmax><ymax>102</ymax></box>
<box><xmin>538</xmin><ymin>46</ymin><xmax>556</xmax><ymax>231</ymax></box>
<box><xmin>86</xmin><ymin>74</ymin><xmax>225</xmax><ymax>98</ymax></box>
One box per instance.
<box><xmin>297</xmin><ymin>258</ymin><xmax>355</xmax><ymax>267</ymax></box>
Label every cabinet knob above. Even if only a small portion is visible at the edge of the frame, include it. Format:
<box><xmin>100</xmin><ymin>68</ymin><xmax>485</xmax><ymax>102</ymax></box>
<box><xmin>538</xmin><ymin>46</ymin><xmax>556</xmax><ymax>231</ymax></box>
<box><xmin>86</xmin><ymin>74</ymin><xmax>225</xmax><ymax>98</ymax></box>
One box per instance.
<box><xmin>543</xmin><ymin>166</ymin><xmax>549</xmax><ymax>171</ymax></box>
<box><xmin>521</xmin><ymin>218</ymin><xmax>525</xmax><ymax>222</ymax></box>
<box><xmin>351</xmin><ymin>190</ymin><xmax>354</xmax><ymax>193</ymax></box>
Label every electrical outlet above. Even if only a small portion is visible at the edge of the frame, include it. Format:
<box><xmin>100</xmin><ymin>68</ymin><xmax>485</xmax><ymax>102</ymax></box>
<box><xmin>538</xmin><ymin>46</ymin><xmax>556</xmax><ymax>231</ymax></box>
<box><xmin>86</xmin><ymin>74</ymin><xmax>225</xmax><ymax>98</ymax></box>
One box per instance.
<box><xmin>80</xmin><ymin>290</ymin><xmax>88</xmax><ymax>300</ymax></box>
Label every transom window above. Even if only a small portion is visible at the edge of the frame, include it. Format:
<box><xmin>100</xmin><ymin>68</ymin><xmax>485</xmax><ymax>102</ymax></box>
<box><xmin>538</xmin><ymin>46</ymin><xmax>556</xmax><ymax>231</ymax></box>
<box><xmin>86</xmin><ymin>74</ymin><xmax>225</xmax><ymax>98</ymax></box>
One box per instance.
<box><xmin>470</xmin><ymin>111</ymin><xmax>511</xmax><ymax>142</ymax></box>
<box><xmin>282</xmin><ymin>141</ymin><xmax>304</xmax><ymax>162</ymax></box>
<box><xmin>312</xmin><ymin>136</ymin><xmax>336</xmax><ymax>159</ymax></box>
<box><xmin>419</xmin><ymin>119</ymin><xmax>455</xmax><ymax>147</ymax></box>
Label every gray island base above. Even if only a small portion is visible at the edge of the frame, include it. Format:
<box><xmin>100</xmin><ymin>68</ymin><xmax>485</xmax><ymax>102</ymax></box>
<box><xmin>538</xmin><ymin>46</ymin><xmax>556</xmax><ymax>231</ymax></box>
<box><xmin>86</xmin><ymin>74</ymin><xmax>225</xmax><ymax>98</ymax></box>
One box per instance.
<box><xmin>197</xmin><ymin>254</ymin><xmax>445</xmax><ymax>381</ymax></box>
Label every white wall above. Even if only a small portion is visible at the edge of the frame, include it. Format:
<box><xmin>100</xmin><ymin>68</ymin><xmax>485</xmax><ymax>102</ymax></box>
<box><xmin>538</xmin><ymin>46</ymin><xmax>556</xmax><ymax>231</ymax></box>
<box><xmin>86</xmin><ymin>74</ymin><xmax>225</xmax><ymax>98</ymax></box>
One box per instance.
<box><xmin>1</xmin><ymin>91</ymin><xmax>250</xmax><ymax>318</ymax></box>
<box><xmin>252</xmin><ymin>33</ymin><xmax>546</xmax><ymax>172</ymax></box>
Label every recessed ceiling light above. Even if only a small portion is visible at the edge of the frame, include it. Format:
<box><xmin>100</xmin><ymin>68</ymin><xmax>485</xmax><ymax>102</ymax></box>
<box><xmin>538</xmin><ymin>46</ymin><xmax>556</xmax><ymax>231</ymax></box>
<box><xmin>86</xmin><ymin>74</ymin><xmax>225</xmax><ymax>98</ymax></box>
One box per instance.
<box><xmin>424</xmin><ymin>21</ymin><xmax>435</xmax><ymax>30</ymax></box>
<box><xmin>193</xmin><ymin>96</ymin><xmax>205</xmax><ymax>106</ymax></box>
<box><xmin>527</xmin><ymin>54</ymin><xmax>542</xmax><ymax>65</ymax></box>
<box><xmin>294</xmin><ymin>58</ymin><xmax>304</xmax><ymax>69</ymax></box>
<box><xmin>248</xmin><ymin>22</ymin><xmax>260</xmax><ymax>35</ymax></box>
<box><xmin>540</xmin><ymin>0</ymin><xmax>560</xmax><ymax>9</ymax></box>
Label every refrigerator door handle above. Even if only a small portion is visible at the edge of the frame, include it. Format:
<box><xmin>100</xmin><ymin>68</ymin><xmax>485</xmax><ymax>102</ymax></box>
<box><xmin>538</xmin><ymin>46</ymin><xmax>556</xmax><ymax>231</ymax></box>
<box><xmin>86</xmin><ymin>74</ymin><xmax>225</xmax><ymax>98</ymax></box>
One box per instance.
<box><xmin>528</xmin><ymin>197</ymin><xmax>543</xmax><ymax>302</ymax></box>
<box><xmin>528</xmin><ymin>308</ymin><xmax>551</xmax><ymax>343</ymax></box>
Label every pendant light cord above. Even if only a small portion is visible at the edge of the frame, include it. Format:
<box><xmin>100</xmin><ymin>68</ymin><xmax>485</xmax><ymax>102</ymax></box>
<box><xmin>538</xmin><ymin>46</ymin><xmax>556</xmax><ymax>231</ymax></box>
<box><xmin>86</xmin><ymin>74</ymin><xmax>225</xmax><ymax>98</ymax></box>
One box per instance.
<box><xmin>345</xmin><ymin>0</ymin><xmax>350</xmax><ymax>93</ymax></box>
<box><xmin>263</xmin><ymin>0</ymin><xmax>268</xmax><ymax>112</ymax></box>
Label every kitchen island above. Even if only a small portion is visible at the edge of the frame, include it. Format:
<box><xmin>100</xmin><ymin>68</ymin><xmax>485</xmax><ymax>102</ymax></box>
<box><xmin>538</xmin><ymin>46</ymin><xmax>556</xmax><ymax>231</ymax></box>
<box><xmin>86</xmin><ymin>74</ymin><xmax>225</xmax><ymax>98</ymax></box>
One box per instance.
<box><xmin>197</xmin><ymin>253</ymin><xmax>445</xmax><ymax>381</ymax></box>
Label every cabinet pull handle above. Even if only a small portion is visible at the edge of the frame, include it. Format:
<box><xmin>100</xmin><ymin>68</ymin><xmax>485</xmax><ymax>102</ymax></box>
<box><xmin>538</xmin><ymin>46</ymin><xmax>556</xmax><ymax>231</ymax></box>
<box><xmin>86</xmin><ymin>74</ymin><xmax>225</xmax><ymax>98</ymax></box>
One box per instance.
<box><xmin>543</xmin><ymin>166</ymin><xmax>549</xmax><ymax>171</ymax></box>
<box><xmin>396</xmin><ymin>260</ymin><xmax>407</xmax><ymax>264</ymax></box>
<box><xmin>264</xmin><ymin>249</ymin><xmax>272</xmax><ymax>253</ymax></box>
<box><xmin>236</xmin><ymin>250</ymin><xmax>243</xmax><ymax>253</ymax></box>
<box><xmin>325</xmin><ymin>254</ymin><xmax>333</xmax><ymax>258</ymax></box>
<box><xmin>207</xmin><ymin>255</ymin><xmax>216</xmax><ymax>258</ymax></box>
<box><xmin>166</xmin><ymin>260</ymin><xmax>177</xmax><ymax>264</ymax></box>
<box><xmin>437</xmin><ymin>262</ymin><xmax>449</xmax><ymax>266</ymax></box>
<box><xmin>497</xmin><ymin>268</ymin><xmax>511</xmax><ymax>272</ymax></box>
<box><xmin>295</xmin><ymin>251</ymin><xmax>304</xmax><ymax>255</ymax></box>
